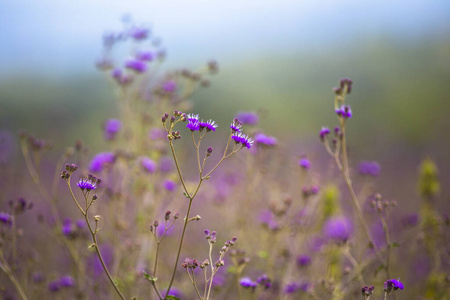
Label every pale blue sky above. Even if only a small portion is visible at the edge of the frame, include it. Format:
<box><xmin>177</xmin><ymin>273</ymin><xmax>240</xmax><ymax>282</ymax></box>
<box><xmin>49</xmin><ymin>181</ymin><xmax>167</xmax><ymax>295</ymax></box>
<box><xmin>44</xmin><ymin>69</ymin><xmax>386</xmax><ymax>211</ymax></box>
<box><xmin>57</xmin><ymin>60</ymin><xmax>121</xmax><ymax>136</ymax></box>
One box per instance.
<box><xmin>1</xmin><ymin>0</ymin><xmax>449</xmax><ymax>77</ymax></box>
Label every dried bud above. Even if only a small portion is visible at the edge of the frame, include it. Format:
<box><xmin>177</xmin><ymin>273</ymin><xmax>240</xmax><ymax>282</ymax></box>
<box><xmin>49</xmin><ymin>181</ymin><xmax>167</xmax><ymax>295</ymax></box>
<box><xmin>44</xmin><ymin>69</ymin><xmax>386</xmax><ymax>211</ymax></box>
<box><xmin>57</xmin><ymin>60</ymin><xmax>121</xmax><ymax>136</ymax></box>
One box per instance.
<box><xmin>165</xmin><ymin>211</ymin><xmax>171</xmax><ymax>221</ymax></box>
<box><xmin>94</xmin><ymin>215</ymin><xmax>101</xmax><ymax>221</ymax></box>
<box><xmin>206</xmin><ymin>147</ymin><xmax>213</xmax><ymax>157</ymax></box>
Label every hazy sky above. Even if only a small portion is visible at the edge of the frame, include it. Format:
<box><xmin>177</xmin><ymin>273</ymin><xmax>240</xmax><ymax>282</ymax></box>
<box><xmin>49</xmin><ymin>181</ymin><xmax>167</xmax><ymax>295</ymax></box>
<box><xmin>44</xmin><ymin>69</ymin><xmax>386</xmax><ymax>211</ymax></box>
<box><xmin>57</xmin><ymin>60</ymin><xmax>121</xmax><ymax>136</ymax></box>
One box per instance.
<box><xmin>1</xmin><ymin>0</ymin><xmax>449</xmax><ymax>77</ymax></box>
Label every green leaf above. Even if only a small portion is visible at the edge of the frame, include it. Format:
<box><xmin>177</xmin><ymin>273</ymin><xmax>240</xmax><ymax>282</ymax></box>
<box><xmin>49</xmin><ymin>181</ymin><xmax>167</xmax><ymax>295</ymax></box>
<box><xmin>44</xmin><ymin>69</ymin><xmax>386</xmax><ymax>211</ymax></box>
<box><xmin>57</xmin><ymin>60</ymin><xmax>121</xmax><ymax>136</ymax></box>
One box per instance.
<box><xmin>165</xmin><ymin>296</ymin><xmax>180</xmax><ymax>300</ymax></box>
<box><xmin>143</xmin><ymin>271</ymin><xmax>158</xmax><ymax>283</ymax></box>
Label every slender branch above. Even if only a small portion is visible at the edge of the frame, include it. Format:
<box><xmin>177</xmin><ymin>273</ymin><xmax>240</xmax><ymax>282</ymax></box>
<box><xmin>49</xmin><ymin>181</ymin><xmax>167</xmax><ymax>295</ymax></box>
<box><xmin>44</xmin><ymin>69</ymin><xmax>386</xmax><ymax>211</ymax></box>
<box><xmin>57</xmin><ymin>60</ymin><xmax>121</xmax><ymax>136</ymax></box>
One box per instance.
<box><xmin>0</xmin><ymin>252</ymin><xmax>29</xmax><ymax>300</ymax></box>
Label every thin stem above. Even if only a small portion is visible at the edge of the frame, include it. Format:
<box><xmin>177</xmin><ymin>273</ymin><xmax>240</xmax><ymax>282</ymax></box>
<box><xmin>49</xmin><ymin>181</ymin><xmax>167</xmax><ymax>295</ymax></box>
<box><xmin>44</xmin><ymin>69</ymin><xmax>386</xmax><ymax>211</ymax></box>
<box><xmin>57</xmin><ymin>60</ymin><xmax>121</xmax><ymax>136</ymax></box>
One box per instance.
<box><xmin>0</xmin><ymin>252</ymin><xmax>29</xmax><ymax>300</ymax></box>
<box><xmin>186</xmin><ymin>269</ymin><xmax>203</xmax><ymax>300</ymax></box>
<box><xmin>165</xmin><ymin>198</ymin><xmax>194</xmax><ymax>298</ymax></box>
<box><xmin>65</xmin><ymin>178</ymin><xmax>86</xmax><ymax>215</ymax></box>
<box><xmin>151</xmin><ymin>281</ymin><xmax>164</xmax><ymax>300</ymax></box>
<box><xmin>169</xmin><ymin>140</ymin><xmax>191</xmax><ymax>197</ymax></box>
<box><xmin>205</xmin><ymin>243</ymin><xmax>214</xmax><ymax>300</ymax></box>
<box><xmin>378</xmin><ymin>211</ymin><xmax>392</xmax><ymax>278</ymax></box>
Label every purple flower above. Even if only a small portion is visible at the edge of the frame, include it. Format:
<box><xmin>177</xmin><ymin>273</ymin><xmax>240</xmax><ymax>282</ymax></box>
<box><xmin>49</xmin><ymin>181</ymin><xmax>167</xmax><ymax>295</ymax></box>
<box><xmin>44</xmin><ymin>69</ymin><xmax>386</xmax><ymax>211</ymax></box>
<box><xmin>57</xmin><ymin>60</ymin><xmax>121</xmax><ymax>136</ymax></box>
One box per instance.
<box><xmin>186</xmin><ymin>114</ymin><xmax>200</xmax><ymax>131</ymax></box>
<box><xmin>59</xmin><ymin>275</ymin><xmax>75</xmax><ymax>288</ymax></box>
<box><xmin>162</xmin><ymin>80</ymin><xmax>177</xmax><ymax>92</ymax></box>
<box><xmin>62</xmin><ymin>218</ymin><xmax>74</xmax><ymax>236</ymax></box>
<box><xmin>323</xmin><ymin>216</ymin><xmax>353</xmax><ymax>243</ymax></box>
<box><xmin>230</xmin><ymin>118</ymin><xmax>243</xmax><ymax>133</ymax></box>
<box><xmin>136</xmin><ymin>51</ymin><xmax>154</xmax><ymax>62</ymax></box>
<box><xmin>89</xmin><ymin>152</ymin><xmax>115</xmax><ymax>173</ymax></box>
<box><xmin>296</xmin><ymin>255</ymin><xmax>312</xmax><ymax>267</ymax></box>
<box><xmin>335</xmin><ymin>104</ymin><xmax>352</xmax><ymax>119</ymax></box>
<box><xmin>254</xmin><ymin>133</ymin><xmax>277</xmax><ymax>147</ymax></box>
<box><xmin>298</xmin><ymin>158</ymin><xmax>311</xmax><ymax>170</ymax></box>
<box><xmin>125</xmin><ymin>59</ymin><xmax>147</xmax><ymax>73</ymax></box>
<box><xmin>104</xmin><ymin>119</ymin><xmax>122</xmax><ymax>140</ymax></box>
<box><xmin>257</xmin><ymin>275</ymin><xmax>272</xmax><ymax>289</ymax></box>
<box><xmin>319</xmin><ymin>127</ymin><xmax>330</xmax><ymax>141</ymax></box>
<box><xmin>232</xmin><ymin>132</ymin><xmax>253</xmax><ymax>149</ymax></box>
<box><xmin>199</xmin><ymin>119</ymin><xmax>218</xmax><ymax>132</ymax></box>
<box><xmin>111</xmin><ymin>68</ymin><xmax>122</xmax><ymax>79</ymax></box>
<box><xmin>402</xmin><ymin>213</ymin><xmax>419</xmax><ymax>227</ymax></box>
<box><xmin>167</xmin><ymin>287</ymin><xmax>183</xmax><ymax>298</ymax></box>
<box><xmin>77</xmin><ymin>178</ymin><xmax>97</xmax><ymax>191</ymax></box>
<box><xmin>141</xmin><ymin>157</ymin><xmax>157</xmax><ymax>173</ymax></box>
<box><xmin>129</xmin><ymin>27</ymin><xmax>149</xmax><ymax>40</ymax></box>
<box><xmin>284</xmin><ymin>282</ymin><xmax>301</xmax><ymax>294</ymax></box>
<box><xmin>159</xmin><ymin>157</ymin><xmax>174</xmax><ymax>173</ymax></box>
<box><xmin>75</xmin><ymin>219</ymin><xmax>85</xmax><ymax>229</ymax></box>
<box><xmin>48</xmin><ymin>280</ymin><xmax>60</xmax><ymax>292</ymax></box>
<box><xmin>258</xmin><ymin>210</ymin><xmax>279</xmax><ymax>231</ymax></box>
<box><xmin>235</xmin><ymin>112</ymin><xmax>259</xmax><ymax>125</ymax></box>
<box><xmin>359</xmin><ymin>161</ymin><xmax>381</xmax><ymax>177</ymax></box>
<box><xmin>240</xmin><ymin>277</ymin><xmax>257</xmax><ymax>288</ymax></box>
<box><xmin>384</xmin><ymin>279</ymin><xmax>404</xmax><ymax>293</ymax></box>
<box><xmin>163</xmin><ymin>179</ymin><xmax>176</xmax><ymax>192</ymax></box>
<box><xmin>32</xmin><ymin>272</ymin><xmax>45</xmax><ymax>284</ymax></box>
<box><xmin>0</xmin><ymin>212</ymin><xmax>13</xmax><ymax>226</ymax></box>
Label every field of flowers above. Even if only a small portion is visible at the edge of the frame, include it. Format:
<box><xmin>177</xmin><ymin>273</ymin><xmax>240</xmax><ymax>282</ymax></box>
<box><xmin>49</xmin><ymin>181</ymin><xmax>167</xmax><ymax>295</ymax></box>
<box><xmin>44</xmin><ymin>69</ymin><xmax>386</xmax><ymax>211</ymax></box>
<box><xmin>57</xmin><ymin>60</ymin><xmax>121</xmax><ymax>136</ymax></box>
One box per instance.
<box><xmin>0</xmin><ymin>20</ymin><xmax>449</xmax><ymax>300</ymax></box>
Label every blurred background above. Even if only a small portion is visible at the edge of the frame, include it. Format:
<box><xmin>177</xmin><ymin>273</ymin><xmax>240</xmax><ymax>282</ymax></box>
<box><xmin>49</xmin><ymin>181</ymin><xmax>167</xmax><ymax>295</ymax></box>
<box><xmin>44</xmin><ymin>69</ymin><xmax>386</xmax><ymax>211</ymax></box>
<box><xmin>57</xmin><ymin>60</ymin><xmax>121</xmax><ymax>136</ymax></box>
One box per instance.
<box><xmin>1</xmin><ymin>0</ymin><xmax>450</xmax><ymax>208</ymax></box>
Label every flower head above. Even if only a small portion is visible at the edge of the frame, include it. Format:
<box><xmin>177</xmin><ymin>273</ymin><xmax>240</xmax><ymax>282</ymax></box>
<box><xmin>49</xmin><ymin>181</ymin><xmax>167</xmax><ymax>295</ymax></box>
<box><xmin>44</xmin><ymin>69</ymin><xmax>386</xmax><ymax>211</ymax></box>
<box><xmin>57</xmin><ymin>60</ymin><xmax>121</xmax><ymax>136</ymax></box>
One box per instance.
<box><xmin>162</xmin><ymin>80</ymin><xmax>177</xmax><ymax>92</ymax></box>
<box><xmin>104</xmin><ymin>119</ymin><xmax>122</xmax><ymax>140</ymax></box>
<box><xmin>186</xmin><ymin>114</ymin><xmax>200</xmax><ymax>131</ymax></box>
<box><xmin>89</xmin><ymin>152</ymin><xmax>115</xmax><ymax>173</ymax></box>
<box><xmin>163</xmin><ymin>179</ymin><xmax>177</xmax><ymax>192</ymax></box>
<box><xmin>136</xmin><ymin>51</ymin><xmax>154</xmax><ymax>62</ymax></box>
<box><xmin>298</xmin><ymin>158</ymin><xmax>311</xmax><ymax>170</ymax></box>
<box><xmin>254</xmin><ymin>133</ymin><xmax>277</xmax><ymax>147</ymax></box>
<box><xmin>296</xmin><ymin>254</ymin><xmax>312</xmax><ymax>267</ymax></box>
<box><xmin>129</xmin><ymin>26</ymin><xmax>149</xmax><ymax>40</ymax></box>
<box><xmin>230</xmin><ymin>118</ymin><xmax>243</xmax><ymax>133</ymax></box>
<box><xmin>240</xmin><ymin>277</ymin><xmax>257</xmax><ymax>288</ymax></box>
<box><xmin>59</xmin><ymin>275</ymin><xmax>75</xmax><ymax>288</ymax></box>
<box><xmin>0</xmin><ymin>212</ymin><xmax>13</xmax><ymax>226</ymax></box>
<box><xmin>257</xmin><ymin>275</ymin><xmax>272</xmax><ymax>289</ymax></box>
<box><xmin>125</xmin><ymin>59</ymin><xmax>147</xmax><ymax>73</ymax></box>
<box><xmin>319</xmin><ymin>127</ymin><xmax>331</xmax><ymax>141</ymax></box>
<box><xmin>323</xmin><ymin>216</ymin><xmax>353</xmax><ymax>243</ymax></box>
<box><xmin>335</xmin><ymin>104</ymin><xmax>352</xmax><ymax>119</ymax></box>
<box><xmin>199</xmin><ymin>119</ymin><xmax>218</xmax><ymax>132</ymax></box>
<box><xmin>77</xmin><ymin>178</ymin><xmax>97</xmax><ymax>191</ymax></box>
<box><xmin>141</xmin><ymin>157</ymin><xmax>157</xmax><ymax>173</ymax></box>
<box><xmin>236</xmin><ymin>112</ymin><xmax>259</xmax><ymax>125</ymax></box>
<box><xmin>384</xmin><ymin>279</ymin><xmax>404</xmax><ymax>294</ymax></box>
<box><xmin>232</xmin><ymin>132</ymin><xmax>253</xmax><ymax>149</ymax></box>
<box><xmin>359</xmin><ymin>161</ymin><xmax>381</xmax><ymax>177</ymax></box>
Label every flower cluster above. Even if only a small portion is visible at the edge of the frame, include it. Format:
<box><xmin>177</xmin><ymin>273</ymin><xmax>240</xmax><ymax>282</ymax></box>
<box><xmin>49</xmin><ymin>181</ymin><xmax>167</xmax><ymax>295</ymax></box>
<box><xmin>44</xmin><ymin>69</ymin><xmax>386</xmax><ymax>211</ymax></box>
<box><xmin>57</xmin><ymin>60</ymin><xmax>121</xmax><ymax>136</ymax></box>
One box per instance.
<box><xmin>384</xmin><ymin>279</ymin><xmax>404</xmax><ymax>294</ymax></box>
<box><xmin>335</xmin><ymin>104</ymin><xmax>352</xmax><ymax>119</ymax></box>
<box><xmin>77</xmin><ymin>174</ymin><xmax>101</xmax><ymax>191</ymax></box>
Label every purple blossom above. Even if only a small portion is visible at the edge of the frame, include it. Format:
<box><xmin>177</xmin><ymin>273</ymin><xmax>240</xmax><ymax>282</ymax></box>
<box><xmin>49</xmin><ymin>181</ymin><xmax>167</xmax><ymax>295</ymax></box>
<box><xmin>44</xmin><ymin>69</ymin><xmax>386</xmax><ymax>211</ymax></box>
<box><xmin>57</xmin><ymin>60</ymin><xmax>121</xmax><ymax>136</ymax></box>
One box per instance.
<box><xmin>257</xmin><ymin>275</ymin><xmax>272</xmax><ymax>289</ymax></box>
<box><xmin>141</xmin><ymin>157</ymin><xmax>157</xmax><ymax>173</ymax></box>
<box><xmin>258</xmin><ymin>210</ymin><xmax>279</xmax><ymax>230</ymax></box>
<box><xmin>298</xmin><ymin>158</ymin><xmax>311</xmax><ymax>170</ymax></box>
<box><xmin>254</xmin><ymin>133</ymin><xmax>277</xmax><ymax>147</ymax></box>
<box><xmin>186</xmin><ymin>114</ymin><xmax>200</xmax><ymax>131</ymax></box>
<box><xmin>232</xmin><ymin>132</ymin><xmax>253</xmax><ymax>149</ymax></box>
<box><xmin>125</xmin><ymin>59</ymin><xmax>147</xmax><ymax>73</ymax></box>
<box><xmin>402</xmin><ymin>213</ymin><xmax>419</xmax><ymax>227</ymax></box>
<box><xmin>59</xmin><ymin>275</ymin><xmax>75</xmax><ymax>288</ymax></box>
<box><xmin>384</xmin><ymin>279</ymin><xmax>404</xmax><ymax>293</ymax></box>
<box><xmin>104</xmin><ymin>119</ymin><xmax>122</xmax><ymax>140</ymax></box>
<box><xmin>77</xmin><ymin>178</ymin><xmax>97</xmax><ymax>191</ymax></box>
<box><xmin>359</xmin><ymin>161</ymin><xmax>381</xmax><ymax>177</ymax></box>
<box><xmin>199</xmin><ymin>119</ymin><xmax>218</xmax><ymax>132</ymax></box>
<box><xmin>0</xmin><ymin>212</ymin><xmax>13</xmax><ymax>226</ymax></box>
<box><xmin>75</xmin><ymin>219</ymin><xmax>85</xmax><ymax>229</ymax></box>
<box><xmin>296</xmin><ymin>254</ymin><xmax>312</xmax><ymax>267</ymax></box>
<box><xmin>129</xmin><ymin>27</ymin><xmax>150</xmax><ymax>40</ymax></box>
<box><xmin>335</xmin><ymin>104</ymin><xmax>352</xmax><ymax>119</ymax></box>
<box><xmin>162</xmin><ymin>80</ymin><xmax>177</xmax><ymax>92</ymax></box>
<box><xmin>323</xmin><ymin>216</ymin><xmax>353</xmax><ymax>243</ymax></box>
<box><xmin>48</xmin><ymin>280</ymin><xmax>60</xmax><ymax>292</ymax></box>
<box><xmin>136</xmin><ymin>51</ymin><xmax>154</xmax><ymax>61</ymax></box>
<box><xmin>284</xmin><ymin>282</ymin><xmax>301</xmax><ymax>294</ymax></box>
<box><xmin>235</xmin><ymin>112</ymin><xmax>259</xmax><ymax>125</ymax></box>
<box><xmin>230</xmin><ymin>118</ymin><xmax>243</xmax><ymax>133</ymax></box>
<box><xmin>240</xmin><ymin>277</ymin><xmax>257</xmax><ymax>288</ymax></box>
<box><xmin>111</xmin><ymin>68</ymin><xmax>122</xmax><ymax>79</ymax></box>
<box><xmin>167</xmin><ymin>287</ymin><xmax>183</xmax><ymax>298</ymax></box>
<box><xmin>89</xmin><ymin>152</ymin><xmax>115</xmax><ymax>173</ymax></box>
<box><xmin>163</xmin><ymin>179</ymin><xmax>176</xmax><ymax>192</ymax></box>
<box><xmin>319</xmin><ymin>127</ymin><xmax>330</xmax><ymax>141</ymax></box>
<box><xmin>32</xmin><ymin>272</ymin><xmax>44</xmax><ymax>284</ymax></box>
<box><xmin>62</xmin><ymin>218</ymin><xmax>74</xmax><ymax>236</ymax></box>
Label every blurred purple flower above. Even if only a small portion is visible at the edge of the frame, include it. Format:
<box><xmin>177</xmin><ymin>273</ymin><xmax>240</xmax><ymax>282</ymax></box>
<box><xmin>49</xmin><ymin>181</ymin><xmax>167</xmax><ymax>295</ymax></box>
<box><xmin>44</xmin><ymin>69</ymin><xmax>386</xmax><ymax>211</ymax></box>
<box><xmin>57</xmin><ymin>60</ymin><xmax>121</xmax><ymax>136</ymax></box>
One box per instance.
<box><xmin>232</xmin><ymin>132</ymin><xmax>253</xmax><ymax>149</ymax></box>
<box><xmin>104</xmin><ymin>119</ymin><xmax>122</xmax><ymax>140</ymax></box>
<box><xmin>257</xmin><ymin>274</ymin><xmax>272</xmax><ymax>289</ymax></box>
<box><xmin>125</xmin><ymin>59</ymin><xmax>147</xmax><ymax>73</ymax></box>
<box><xmin>163</xmin><ymin>179</ymin><xmax>176</xmax><ymax>192</ymax></box>
<box><xmin>75</xmin><ymin>219</ymin><xmax>85</xmax><ymax>229</ymax></box>
<box><xmin>298</xmin><ymin>158</ymin><xmax>311</xmax><ymax>170</ymax></box>
<box><xmin>136</xmin><ymin>51</ymin><xmax>154</xmax><ymax>61</ymax></box>
<box><xmin>141</xmin><ymin>157</ymin><xmax>157</xmax><ymax>174</ymax></box>
<box><xmin>235</xmin><ymin>112</ymin><xmax>259</xmax><ymax>125</ymax></box>
<box><xmin>254</xmin><ymin>133</ymin><xmax>277</xmax><ymax>147</ymax></box>
<box><xmin>296</xmin><ymin>254</ymin><xmax>312</xmax><ymax>267</ymax></box>
<box><xmin>48</xmin><ymin>281</ymin><xmax>60</xmax><ymax>292</ymax></box>
<box><xmin>240</xmin><ymin>277</ymin><xmax>257</xmax><ymax>288</ymax></box>
<box><xmin>159</xmin><ymin>157</ymin><xmax>174</xmax><ymax>173</ymax></box>
<box><xmin>89</xmin><ymin>152</ymin><xmax>115</xmax><ymax>173</ymax></box>
<box><xmin>402</xmin><ymin>213</ymin><xmax>419</xmax><ymax>227</ymax></box>
<box><xmin>59</xmin><ymin>275</ymin><xmax>75</xmax><ymax>288</ymax></box>
<box><xmin>167</xmin><ymin>287</ymin><xmax>183</xmax><ymax>298</ymax></box>
<box><xmin>319</xmin><ymin>127</ymin><xmax>330</xmax><ymax>141</ymax></box>
<box><xmin>162</xmin><ymin>80</ymin><xmax>177</xmax><ymax>92</ymax></box>
<box><xmin>32</xmin><ymin>272</ymin><xmax>45</xmax><ymax>284</ymax></box>
<box><xmin>323</xmin><ymin>216</ymin><xmax>353</xmax><ymax>243</ymax></box>
<box><xmin>0</xmin><ymin>212</ymin><xmax>13</xmax><ymax>226</ymax></box>
<box><xmin>129</xmin><ymin>27</ymin><xmax>149</xmax><ymax>40</ymax></box>
<box><xmin>335</xmin><ymin>104</ymin><xmax>352</xmax><ymax>119</ymax></box>
<box><xmin>149</xmin><ymin>128</ymin><xmax>166</xmax><ymax>140</ymax></box>
<box><xmin>62</xmin><ymin>218</ymin><xmax>74</xmax><ymax>237</ymax></box>
<box><xmin>284</xmin><ymin>282</ymin><xmax>301</xmax><ymax>294</ymax></box>
<box><xmin>359</xmin><ymin>161</ymin><xmax>381</xmax><ymax>177</ymax></box>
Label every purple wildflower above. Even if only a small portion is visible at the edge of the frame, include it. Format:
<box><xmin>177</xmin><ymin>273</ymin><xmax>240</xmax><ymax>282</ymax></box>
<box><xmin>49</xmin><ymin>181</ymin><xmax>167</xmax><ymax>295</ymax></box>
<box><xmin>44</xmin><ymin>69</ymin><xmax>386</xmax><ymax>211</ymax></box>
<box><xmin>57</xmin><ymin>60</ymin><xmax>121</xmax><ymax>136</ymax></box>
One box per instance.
<box><xmin>230</xmin><ymin>118</ymin><xmax>243</xmax><ymax>133</ymax></box>
<box><xmin>384</xmin><ymin>279</ymin><xmax>404</xmax><ymax>293</ymax></box>
<box><xmin>232</xmin><ymin>132</ymin><xmax>253</xmax><ymax>149</ymax></box>
<box><xmin>298</xmin><ymin>158</ymin><xmax>311</xmax><ymax>170</ymax></box>
<box><xmin>104</xmin><ymin>119</ymin><xmax>122</xmax><ymax>140</ymax></box>
<box><xmin>199</xmin><ymin>119</ymin><xmax>218</xmax><ymax>132</ymax></box>
<box><xmin>296</xmin><ymin>254</ymin><xmax>312</xmax><ymax>267</ymax></box>
<box><xmin>141</xmin><ymin>157</ymin><xmax>157</xmax><ymax>173</ymax></box>
<box><xmin>129</xmin><ymin>27</ymin><xmax>149</xmax><ymax>40</ymax></box>
<box><xmin>111</xmin><ymin>68</ymin><xmax>122</xmax><ymax>79</ymax></box>
<box><xmin>284</xmin><ymin>282</ymin><xmax>301</xmax><ymax>294</ymax></box>
<box><xmin>162</xmin><ymin>80</ymin><xmax>177</xmax><ymax>92</ymax></box>
<box><xmin>163</xmin><ymin>179</ymin><xmax>176</xmax><ymax>192</ymax></box>
<box><xmin>402</xmin><ymin>213</ymin><xmax>419</xmax><ymax>227</ymax></box>
<box><xmin>257</xmin><ymin>275</ymin><xmax>272</xmax><ymax>289</ymax></box>
<box><xmin>136</xmin><ymin>51</ymin><xmax>154</xmax><ymax>61</ymax></box>
<box><xmin>125</xmin><ymin>59</ymin><xmax>147</xmax><ymax>73</ymax></box>
<box><xmin>361</xmin><ymin>285</ymin><xmax>375</xmax><ymax>296</ymax></box>
<box><xmin>75</xmin><ymin>219</ymin><xmax>85</xmax><ymax>229</ymax></box>
<box><xmin>77</xmin><ymin>178</ymin><xmax>97</xmax><ymax>191</ymax></box>
<box><xmin>62</xmin><ymin>218</ymin><xmax>74</xmax><ymax>237</ymax></box>
<box><xmin>254</xmin><ymin>133</ymin><xmax>277</xmax><ymax>147</ymax></box>
<box><xmin>335</xmin><ymin>104</ymin><xmax>352</xmax><ymax>119</ymax></box>
<box><xmin>319</xmin><ymin>127</ymin><xmax>330</xmax><ymax>141</ymax></box>
<box><xmin>48</xmin><ymin>280</ymin><xmax>60</xmax><ymax>292</ymax></box>
<box><xmin>359</xmin><ymin>161</ymin><xmax>381</xmax><ymax>177</ymax></box>
<box><xmin>235</xmin><ymin>112</ymin><xmax>259</xmax><ymax>125</ymax></box>
<box><xmin>0</xmin><ymin>212</ymin><xmax>13</xmax><ymax>226</ymax></box>
<box><xmin>59</xmin><ymin>275</ymin><xmax>75</xmax><ymax>288</ymax></box>
<box><xmin>89</xmin><ymin>152</ymin><xmax>115</xmax><ymax>173</ymax></box>
<box><xmin>32</xmin><ymin>272</ymin><xmax>45</xmax><ymax>284</ymax></box>
<box><xmin>240</xmin><ymin>277</ymin><xmax>257</xmax><ymax>288</ymax></box>
<box><xmin>323</xmin><ymin>216</ymin><xmax>353</xmax><ymax>243</ymax></box>
<box><xmin>167</xmin><ymin>287</ymin><xmax>183</xmax><ymax>298</ymax></box>
<box><xmin>186</xmin><ymin>114</ymin><xmax>200</xmax><ymax>131</ymax></box>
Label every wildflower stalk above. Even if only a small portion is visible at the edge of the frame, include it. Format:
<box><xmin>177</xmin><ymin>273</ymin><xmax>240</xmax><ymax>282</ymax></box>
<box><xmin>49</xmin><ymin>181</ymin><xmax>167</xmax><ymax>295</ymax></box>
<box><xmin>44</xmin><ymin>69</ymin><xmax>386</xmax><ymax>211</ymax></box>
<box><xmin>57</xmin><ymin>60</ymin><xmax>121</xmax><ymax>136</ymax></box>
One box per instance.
<box><xmin>378</xmin><ymin>210</ymin><xmax>392</xmax><ymax>278</ymax></box>
<box><xmin>0</xmin><ymin>251</ymin><xmax>29</xmax><ymax>300</ymax></box>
